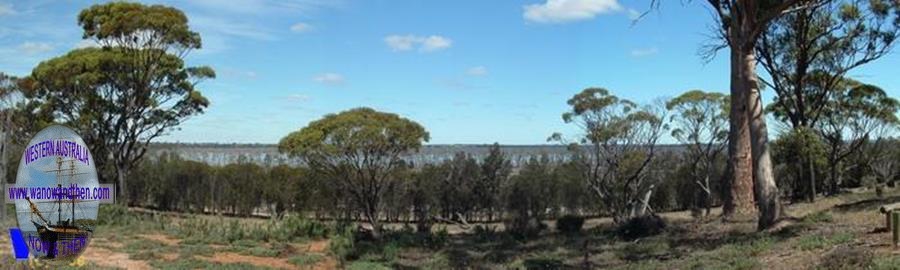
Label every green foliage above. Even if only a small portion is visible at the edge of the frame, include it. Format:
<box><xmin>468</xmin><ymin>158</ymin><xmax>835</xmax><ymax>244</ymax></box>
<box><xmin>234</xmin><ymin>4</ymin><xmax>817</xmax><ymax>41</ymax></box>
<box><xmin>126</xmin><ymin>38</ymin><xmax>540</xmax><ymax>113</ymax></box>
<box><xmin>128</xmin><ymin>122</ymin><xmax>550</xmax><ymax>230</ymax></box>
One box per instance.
<box><xmin>818</xmin><ymin>246</ymin><xmax>874</xmax><ymax>270</ymax></box>
<box><xmin>278</xmin><ymin>107</ymin><xmax>429</xmax><ymax>158</ymax></box>
<box><xmin>618</xmin><ymin>239</ymin><xmax>670</xmax><ymax>261</ymax></box>
<box><xmin>505</xmin><ymin>155</ymin><xmax>557</xmax><ymax>238</ymax></box>
<box><xmin>289</xmin><ymin>254</ymin><xmax>324</xmax><ymax>266</ymax></box>
<box><xmin>772</xmin><ymin>127</ymin><xmax>828</xmax><ymax>200</ymax></box>
<box><xmin>329</xmin><ymin>226</ymin><xmax>356</xmax><ymax>263</ymax></box>
<box><xmin>423</xmin><ymin>252</ymin><xmax>452</xmax><ymax>270</ymax></box>
<box><xmin>78</xmin><ymin>2</ymin><xmax>201</xmax><ymax>50</ymax></box>
<box><xmin>872</xmin><ymin>256</ymin><xmax>900</xmax><ymax>270</ymax></box>
<box><xmin>666</xmin><ymin>90</ymin><xmax>729</xmax><ymax>144</ymax></box>
<box><xmin>523</xmin><ymin>257</ymin><xmax>564</xmax><ymax>270</ymax></box>
<box><xmin>555</xmin><ymin>88</ymin><xmax>665</xmax><ymax>223</ymax></box>
<box><xmin>278</xmin><ymin>107</ymin><xmax>429</xmax><ymax>233</ymax></box>
<box><xmin>555</xmin><ymin>215</ymin><xmax>585</xmax><ymax>234</ymax></box>
<box><xmin>22</xmin><ymin>1</ymin><xmax>214</xmax><ymax>203</ymax></box>
<box><xmin>617</xmin><ymin>215</ymin><xmax>667</xmax><ymax>241</ymax></box>
<box><xmin>795</xmin><ymin>232</ymin><xmax>853</xmax><ymax>251</ymax></box>
<box><xmin>347</xmin><ymin>261</ymin><xmax>392</xmax><ymax>270</ymax></box>
<box><xmin>171</xmin><ymin>215</ymin><xmax>328</xmax><ymax>245</ymax></box>
<box><xmin>801</xmin><ymin>211</ymin><xmax>834</xmax><ymax>224</ymax></box>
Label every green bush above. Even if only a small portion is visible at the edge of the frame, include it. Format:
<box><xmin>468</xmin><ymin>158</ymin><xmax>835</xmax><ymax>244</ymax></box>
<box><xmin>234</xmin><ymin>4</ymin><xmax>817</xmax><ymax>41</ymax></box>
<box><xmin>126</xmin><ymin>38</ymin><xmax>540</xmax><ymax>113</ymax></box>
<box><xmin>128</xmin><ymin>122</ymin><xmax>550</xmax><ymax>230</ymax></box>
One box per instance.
<box><xmin>289</xmin><ymin>254</ymin><xmax>324</xmax><ymax>266</ymax></box>
<box><xmin>556</xmin><ymin>215</ymin><xmax>585</xmax><ymax>234</ymax></box>
<box><xmin>524</xmin><ymin>257</ymin><xmax>564</xmax><ymax>270</ymax></box>
<box><xmin>617</xmin><ymin>215</ymin><xmax>666</xmax><ymax>240</ymax></box>
<box><xmin>618</xmin><ymin>239</ymin><xmax>670</xmax><ymax>261</ymax></box>
<box><xmin>347</xmin><ymin>261</ymin><xmax>392</xmax><ymax>270</ymax></box>
<box><xmin>329</xmin><ymin>226</ymin><xmax>356</xmax><ymax>263</ymax></box>
<box><xmin>819</xmin><ymin>246</ymin><xmax>873</xmax><ymax>270</ymax></box>
<box><xmin>802</xmin><ymin>211</ymin><xmax>833</xmax><ymax>224</ymax></box>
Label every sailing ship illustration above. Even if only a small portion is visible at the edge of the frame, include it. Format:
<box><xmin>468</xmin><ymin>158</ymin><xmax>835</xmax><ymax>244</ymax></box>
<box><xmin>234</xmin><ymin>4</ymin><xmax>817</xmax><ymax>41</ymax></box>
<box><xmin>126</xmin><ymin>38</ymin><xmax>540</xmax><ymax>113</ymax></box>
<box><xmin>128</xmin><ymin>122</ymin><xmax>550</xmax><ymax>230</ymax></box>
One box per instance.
<box><xmin>23</xmin><ymin>156</ymin><xmax>94</xmax><ymax>259</ymax></box>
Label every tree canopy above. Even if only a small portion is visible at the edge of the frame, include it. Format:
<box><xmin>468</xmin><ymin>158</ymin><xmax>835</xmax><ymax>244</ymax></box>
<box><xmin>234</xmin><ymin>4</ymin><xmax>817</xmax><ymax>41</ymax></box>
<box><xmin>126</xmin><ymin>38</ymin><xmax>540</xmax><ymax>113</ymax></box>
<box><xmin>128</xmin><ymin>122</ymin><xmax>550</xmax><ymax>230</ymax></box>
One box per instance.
<box><xmin>19</xmin><ymin>2</ymin><xmax>213</xmax><ymax>204</ymax></box>
<box><xmin>278</xmin><ymin>107</ymin><xmax>429</xmax><ymax>238</ymax></box>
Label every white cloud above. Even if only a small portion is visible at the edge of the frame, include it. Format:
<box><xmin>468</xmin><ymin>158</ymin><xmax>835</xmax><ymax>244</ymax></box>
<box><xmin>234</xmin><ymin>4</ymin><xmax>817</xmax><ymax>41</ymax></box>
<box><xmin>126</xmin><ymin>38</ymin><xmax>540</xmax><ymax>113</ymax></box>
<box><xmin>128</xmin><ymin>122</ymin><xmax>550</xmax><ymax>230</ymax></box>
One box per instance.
<box><xmin>630</xmin><ymin>47</ymin><xmax>658</xmax><ymax>57</ymax></box>
<box><xmin>74</xmin><ymin>39</ymin><xmax>99</xmax><ymax>49</ymax></box>
<box><xmin>290</xmin><ymin>22</ymin><xmax>312</xmax><ymax>33</ymax></box>
<box><xmin>313</xmin><ymin>73</ymin><xmax>345</xmax><ymax>85</ymax></box>
<box><xmin>384</xmin><ymin>35</ymin><xmax>418</xmax><ymax>51</ymax></box>
<box><xmin>421</xmin><ymin>35</ymin><xmax>452</xmax><ymax>52</ymax></box>
<box><xmin>523</xmin><ymin>0</ymin><xmax>622</xmax><ymax>24</ymax></box>
<box><xmin>467</xmin><ymin>66</ymin><xmax>488</xmax><ymax>76</ymax></box>
<box><xmin>627</xmin><ymin>8</ymin><xmax>641</xmax><ymax>20</ymax></box>
<box><xmin>384</xmin><ymin>34</ymin><xmax>452</xmax><ymax>52</ymax></box>
<box><xmin>0</xmin><ymin>3</ymin><xmax>14</xmax><ymax>16</ymax></box>
<box><xmin>18</xmin><ymin>42</ymin><xmax>53</xmax><ymax>55</ymax></box>
<box><xmin>285</xmin><ymin>94</ymin><xmax>310</xmax><ymax>101</ymax></box>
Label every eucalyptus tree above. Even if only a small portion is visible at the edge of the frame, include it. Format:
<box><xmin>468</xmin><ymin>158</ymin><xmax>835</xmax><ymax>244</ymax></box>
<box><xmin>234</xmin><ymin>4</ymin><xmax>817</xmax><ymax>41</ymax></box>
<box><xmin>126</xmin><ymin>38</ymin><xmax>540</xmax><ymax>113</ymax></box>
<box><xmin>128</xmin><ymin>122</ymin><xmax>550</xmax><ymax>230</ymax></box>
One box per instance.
<box><xmin>758</xmin><ymin>0</ymin><xmax>899</xmax><ymax>129</ymax></box>
<box><xmin>757</xmin><ymin>0</ymin><xmax>899</xmax><ymax>200</ymax></box>
<box><xmin>816</xmin><ymin>79</ymin><xmax>899</xmax><ymax>194</ymax></box>
<box><xmin>677</xmin><ymin>0</ymin><xmax>829</xmax><ymax>228</ymax></box>
<box><xmin>0</xmin><ymin>73</ymin><xmax>22</xmax><ymax>220</ymax></box>
<box><xmin>666</xmin><ymin>90</ymin><xmax>729</xmax><ymax>216</ymax></box>
<box><xmin>864</xmin><ymin>137</ymin><xmax>899</xmax><ymax>194</ymax></box>
<box><xmin>648</xmin><ymin>0</ymin><xmax>808</xmax><ymax>227</ymax></box>
<box><xmin>20</xmin><ymin>2</ymin><xmax>214</xmax><ymax>204</ymax></box>
<box><xmin>278</xmin><ymin>107</ymin><xmax>429</xmax><ymax>239</ymax></box>
<box><xmin>551</xmin><ymin>88</ymin><xmax>665</xmax><ymax>223</ymax></box>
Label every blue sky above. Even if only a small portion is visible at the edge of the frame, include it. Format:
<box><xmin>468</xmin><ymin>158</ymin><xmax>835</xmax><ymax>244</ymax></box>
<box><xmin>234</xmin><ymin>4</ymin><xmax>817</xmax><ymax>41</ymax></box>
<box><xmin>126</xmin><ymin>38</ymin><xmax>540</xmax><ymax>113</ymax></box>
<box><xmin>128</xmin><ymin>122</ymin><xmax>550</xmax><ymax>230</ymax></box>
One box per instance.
<box><xmin>1</xmin><ymin>0</ymin><xmax>898</xmax><ymax>144</ymax></box>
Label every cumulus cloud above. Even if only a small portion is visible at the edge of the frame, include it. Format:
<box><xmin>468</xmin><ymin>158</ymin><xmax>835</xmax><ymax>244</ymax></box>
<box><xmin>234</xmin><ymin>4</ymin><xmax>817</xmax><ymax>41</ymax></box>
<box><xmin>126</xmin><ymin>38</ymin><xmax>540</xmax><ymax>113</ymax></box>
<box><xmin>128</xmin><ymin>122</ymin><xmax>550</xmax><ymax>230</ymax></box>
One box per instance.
<box><xmin>421</xmin><ymin>35</ymin><xmax>452</xmax><ymax>52</ymax></box>
<box><xmin>467</xmin><ymin>66</ymin><xmax>488</xmax><ymax>76</ymax></box>
<box><xmin>313</xmin><ymin>73</ymin><xmax>345</xmax><ymax>85</ymax></box>
<box><xmin>18</xmin><ymin>42</ymin><xmax>53</xmax><ymax>55</ymax></box>
<box><xmin>384</xmin><ymin>34</ymin><xmax>452</xmax><ymax>52</ymax></box>
<box><xmin>290</xmin><ymin>22</ymin><xmax>312</xmax><ymax>33</ymax></box>
<box><xmin>630</xmin><ymin>47</ymin><xmax>658</xmax><ymax>57</ymax></box>
<box><xmin>523</xmin><ymin>0</ymin><xmax>622</xmax><ymax>24</ymax></box>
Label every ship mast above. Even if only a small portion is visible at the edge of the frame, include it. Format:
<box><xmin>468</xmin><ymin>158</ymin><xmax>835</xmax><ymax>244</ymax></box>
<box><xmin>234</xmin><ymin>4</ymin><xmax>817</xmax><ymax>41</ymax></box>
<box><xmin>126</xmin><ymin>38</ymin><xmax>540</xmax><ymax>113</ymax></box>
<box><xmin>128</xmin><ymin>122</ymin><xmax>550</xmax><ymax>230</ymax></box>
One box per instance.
<box><xmin>56</xmin><ymin>156</ymin><xmax>61</xmax><ymax>225</ymax></box>
<box><xmin>70</xmin><ymin>158</ymin><xmax>75</xmax><ymax>225</ymax></box>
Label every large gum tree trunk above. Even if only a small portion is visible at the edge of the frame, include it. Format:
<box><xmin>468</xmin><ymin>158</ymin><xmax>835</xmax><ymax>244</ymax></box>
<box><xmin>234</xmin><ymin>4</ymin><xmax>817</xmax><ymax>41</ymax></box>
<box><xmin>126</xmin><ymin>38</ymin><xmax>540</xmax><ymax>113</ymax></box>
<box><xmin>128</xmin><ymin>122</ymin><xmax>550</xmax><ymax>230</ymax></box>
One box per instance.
<box><xmin>745</xmin><ymin>47</ymin><xmax>781</xmax><ymax>229</ymax></box>
<box><xmin>725</xmin><ymin>42</ymin><xmax>757</xmax><ymax>220</ymax></box>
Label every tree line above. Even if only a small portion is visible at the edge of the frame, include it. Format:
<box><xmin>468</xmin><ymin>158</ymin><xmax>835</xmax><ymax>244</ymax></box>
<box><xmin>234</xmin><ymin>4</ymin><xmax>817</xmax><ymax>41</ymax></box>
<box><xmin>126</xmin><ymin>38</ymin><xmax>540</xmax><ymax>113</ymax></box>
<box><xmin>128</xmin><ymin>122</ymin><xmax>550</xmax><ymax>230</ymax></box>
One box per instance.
<box><xmin>125</xmin><ymin>85</ymin><xmax>898</xmax><ymax>239</ymax></box>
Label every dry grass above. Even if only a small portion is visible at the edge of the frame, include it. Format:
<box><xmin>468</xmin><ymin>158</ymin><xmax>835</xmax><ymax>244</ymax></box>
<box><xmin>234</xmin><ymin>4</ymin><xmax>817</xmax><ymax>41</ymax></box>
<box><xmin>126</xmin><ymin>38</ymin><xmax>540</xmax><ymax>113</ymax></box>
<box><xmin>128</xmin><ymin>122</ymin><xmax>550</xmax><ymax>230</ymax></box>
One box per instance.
<box><xmin>1</xmin><ymin>188</ymin><xmax>899</xmax><ymax>269</ymax></box>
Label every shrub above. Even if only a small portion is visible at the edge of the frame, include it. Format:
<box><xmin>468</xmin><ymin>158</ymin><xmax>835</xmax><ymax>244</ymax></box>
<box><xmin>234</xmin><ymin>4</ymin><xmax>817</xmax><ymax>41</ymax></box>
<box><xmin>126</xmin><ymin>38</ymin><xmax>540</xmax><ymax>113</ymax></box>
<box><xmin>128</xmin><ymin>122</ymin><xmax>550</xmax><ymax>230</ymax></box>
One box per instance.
<box><xmin>617</xmin><ymin>215</ymin><xmax>666</xmax><ymax>240</ymax></box>
<box><xmin>618</xmin><ymin>239</ymin><xmax>670</xmax><ymax>261</ymax></box>
<box><xmin>819</xmin><ymin>246</ymin><xmax>873</xmax><ymax>270</ymax></box>
<box><xmin>523</xmin><ymin>258</ymin><xmax>564</xmax><ymax>270</ymax></box>
<box><xmin>802</xmin><ymin>211</ymin><xmax>833</xmax><ymax>224</ymax></box>
<box><xmin>556</xmin><ymin>215</ymin><xmax>585</xmax><ymax>234</ymax></box>
<box><xmin>347</xmin><ymin>261</ymin><xmax>391</xmax><ymax>270</ymax></box>
<box><xmin>289</xmin><ymin>254</ymin><xmax>324</xmax><ymax>267</ymax></box>
<box><xmin>796</xmin><ymin>232</ymin><xmax>853</xmax><ymax>251</ymax></box>
<box><xmin>329</xmin><ymin>226</ymin><xmax>356</xmax><ymax>263</ymax></box>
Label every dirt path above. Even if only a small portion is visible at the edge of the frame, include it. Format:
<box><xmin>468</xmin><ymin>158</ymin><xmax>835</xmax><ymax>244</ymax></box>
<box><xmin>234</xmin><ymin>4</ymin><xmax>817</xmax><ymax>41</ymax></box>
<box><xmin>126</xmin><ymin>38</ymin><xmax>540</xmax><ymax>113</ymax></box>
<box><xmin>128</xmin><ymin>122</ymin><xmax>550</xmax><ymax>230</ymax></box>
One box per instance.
<box><xmin>296</xmin><ymin>239</ymin><xmax>338</xmax><ymax>270</ymax></box>
<box><xmin>81</xmin><ymin>246</ymin><xmax>151</xmax><ymax>270</ymax></box>
<box><xmin>201</xmin><ymin>252</ymin><xmax>296</xmax><ymax>269</ymax></box>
